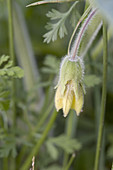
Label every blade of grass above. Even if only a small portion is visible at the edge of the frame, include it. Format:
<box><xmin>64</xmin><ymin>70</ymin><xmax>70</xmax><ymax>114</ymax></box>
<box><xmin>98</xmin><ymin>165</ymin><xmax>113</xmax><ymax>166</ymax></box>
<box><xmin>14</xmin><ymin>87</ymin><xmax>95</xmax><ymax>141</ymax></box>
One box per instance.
<box><xmin>13</xmin><ymin>2</ymin><xmax>44</xmax><ymax>109</ymax></box>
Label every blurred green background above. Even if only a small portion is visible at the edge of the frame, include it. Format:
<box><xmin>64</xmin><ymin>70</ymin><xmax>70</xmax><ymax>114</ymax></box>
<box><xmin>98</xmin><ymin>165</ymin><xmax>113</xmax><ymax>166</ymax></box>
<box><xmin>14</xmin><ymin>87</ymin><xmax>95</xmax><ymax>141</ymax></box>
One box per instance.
<box><xmin>0</xmin><ymin>0</ymin><xmax>113</xmax><ymax>170</ymax></box>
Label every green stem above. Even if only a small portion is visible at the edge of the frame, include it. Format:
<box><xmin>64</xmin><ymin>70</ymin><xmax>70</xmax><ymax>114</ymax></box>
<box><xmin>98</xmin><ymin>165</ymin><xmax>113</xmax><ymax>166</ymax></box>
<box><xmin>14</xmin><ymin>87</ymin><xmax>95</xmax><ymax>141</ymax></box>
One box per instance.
<box><xmin>67</xmin><ymin>5</ymin><xmax>91</xmax><ymax>55</ymax></box>
<box><xmin>23</xmin><ymin>107</ymin><xmax>33</xmax><ymax>131</ymax></box>
<box><xmin>16</xmin><ymin>101</ymin><xmax>54</xmax><ymax>167</ymax></box>
<box><xmin>21</xmin><ymin>110</ymin><xmax>57</xmax><ymax>170</ymax></box>
<box><xmin>34</xmin><ymin>101</ymin><xmax>54</xmax><ymax>133</ymax></box>
<box><xmin>7</xmin><ymin>0</ymin><xmax>16</xmax><ymax>127</ymax></box>
<box><xmin>94</xmin><ymin>20</ymin><xmax>108</xmax><ymax>170</ymax></box>
<box><xmin>63</xmin><ymin>111</ymin><xmax>78</xmax><ymax>168</ymax></box>
<box><xmin>65</xmin><ymin>153</ymin><xmax>75</xmax><ymax>170</ymax></box>
<box><xmin>71</xmin><ymin>8</ymin><xmax>97</xmax><ymax>59</ymax></box>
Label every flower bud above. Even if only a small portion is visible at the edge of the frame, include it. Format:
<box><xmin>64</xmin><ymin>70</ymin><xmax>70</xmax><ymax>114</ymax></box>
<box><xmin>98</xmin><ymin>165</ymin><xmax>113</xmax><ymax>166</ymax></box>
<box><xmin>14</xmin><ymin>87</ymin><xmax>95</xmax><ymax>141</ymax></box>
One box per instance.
<box><xmin>55</xmin><ymin>55</ymin><xmax>85</xmax><ymax>117</ymax></box>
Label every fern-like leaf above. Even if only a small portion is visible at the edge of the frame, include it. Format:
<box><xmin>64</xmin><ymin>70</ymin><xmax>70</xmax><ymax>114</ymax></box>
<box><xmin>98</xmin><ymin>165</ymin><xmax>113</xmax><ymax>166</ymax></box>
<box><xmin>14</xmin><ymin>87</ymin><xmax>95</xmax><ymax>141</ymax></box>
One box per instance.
<box><xmin>0</xmin><ymin>55</ymin><xmax>24</xmax><ymax>78</ymax></box>
<box><xmin>43</xmin><ymin>2</ymin><xmax>78</xmax><ymax>43</ymax></box>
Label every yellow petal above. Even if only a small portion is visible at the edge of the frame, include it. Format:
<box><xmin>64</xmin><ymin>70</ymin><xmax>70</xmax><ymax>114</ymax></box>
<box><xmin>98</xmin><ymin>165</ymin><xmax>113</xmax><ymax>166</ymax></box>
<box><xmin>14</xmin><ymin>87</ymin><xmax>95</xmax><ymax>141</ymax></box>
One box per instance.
<box><xmin>71</xmin><ymin>95</ymin><xmax>76</xmax><ymax>110</ymax></box>
<box><xmin>55</xmin><ymin>86</ymin><xmax>63</xmax><ymax>112</ymax></box>
<box><xmin>71</xmin><ymin>87</ymin><xmax>84</xmax><ymax>116</ymax></box>
<box><xmin>63</xmin><ymin>83</ymin><xmax>74</xmax><ymax>117</ymax></box>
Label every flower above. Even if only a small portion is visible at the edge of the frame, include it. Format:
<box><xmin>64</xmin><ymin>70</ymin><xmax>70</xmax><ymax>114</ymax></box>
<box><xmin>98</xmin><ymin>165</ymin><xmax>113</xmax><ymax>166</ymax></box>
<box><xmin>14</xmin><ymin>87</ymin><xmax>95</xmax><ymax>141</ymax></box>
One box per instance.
<box><xmin>55</xmin><ymin>55</ymin><xmax>85</xmax><ymax>117</ymax></box>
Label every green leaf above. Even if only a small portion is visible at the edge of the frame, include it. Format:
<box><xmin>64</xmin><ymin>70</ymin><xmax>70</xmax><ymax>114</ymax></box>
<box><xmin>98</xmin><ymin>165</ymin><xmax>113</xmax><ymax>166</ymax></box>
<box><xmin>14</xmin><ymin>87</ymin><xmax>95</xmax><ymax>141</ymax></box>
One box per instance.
<box><xmin>0</xmin><ymin>69</ymin><xmax>6</xmax><ymax>76</ymax></box>
<box><xmin>4</xmin><ymin>60</ymin><xmax>13</xmax><ymax>69</ymax></box>
<box><xmin>41</xmin><ymin>55</ymin><xmax>60</xmax><ymax>74</ymax></box>
<box><xmin>0</xmin><ymin>55</ymin><xmax>10</xmax><ymax>66</ymax></box>
<box><xmin>43</xmin><ymin>2</ymin><xmax>78</xmax><ymax>43</ymax></box>
<box><xmin>0</xmin><ymin>137</ymin><xmax>17</xmax><ymax>158</ymax></box>
<box><xmin>0</xmin><ymin>55</ymin><xmax>24</xmax><ymax>78</ymax></box>
<box><xmin>10</xmin><ymin>66</ymin><xmax>24</xmax><ymax>78</ymax></box>
<box><xmin>46</xmin><ymin>141</ymin><xmax>59</xmax><ymax>160</ymax></box>
<box><xmin>0</xmin><ymin>100</ymin><xmax>10</xmax><ymax>111</ymax></box>
<box><xmin>48</xmin><ymin>135</ymin><xmax>81</xmax><ymax>154</ymax></box>
<box><xmin>0</xmin><ymin>66</ymin><xmax>24</xmax><ymax>78</ymax></box>
<box><xmin>84</xmin><ymin>74</ymin><xmax>101</xmax><ymax>87</ymax></box>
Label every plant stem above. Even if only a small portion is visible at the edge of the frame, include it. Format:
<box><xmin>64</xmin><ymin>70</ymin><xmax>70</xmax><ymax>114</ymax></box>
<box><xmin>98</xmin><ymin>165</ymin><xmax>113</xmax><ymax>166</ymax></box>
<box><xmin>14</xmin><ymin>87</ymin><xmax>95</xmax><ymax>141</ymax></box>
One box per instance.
<box><xmin>34</xmin><ymin>101</ymin><xmax>54</xmax><ymax>132</ymax></box>
<box><xmin>71</xmin><ymin>8</ymin><xmax>97</xmax><ymax>60</ymax></box>
<box><xmin>67</xmin><ymin>5</ymin><xmax>91</xmax><ymax>55</ymax></box>
<box><xmin>7</xmin><ymin>0</ymin><xmax>16</xmax><ymax>127</ymax></box>
<box><xmin>94</xmin><ymin>20</ymin><xmax>108</xmax><ymax>170</ymax></box>
<box><xmin>21</xmin><ymin>110</ymin><xmax>58</xmax><ymax>170</ymax></box>
<box><xmin>65</xmin><ymin>153</ymin><xmax>75</xmax><ymax>170</ymax></box>
<box><xmin>63</xmin><ymin>111</ymin><xmax>78</xmax><ymax>168</ymax></box>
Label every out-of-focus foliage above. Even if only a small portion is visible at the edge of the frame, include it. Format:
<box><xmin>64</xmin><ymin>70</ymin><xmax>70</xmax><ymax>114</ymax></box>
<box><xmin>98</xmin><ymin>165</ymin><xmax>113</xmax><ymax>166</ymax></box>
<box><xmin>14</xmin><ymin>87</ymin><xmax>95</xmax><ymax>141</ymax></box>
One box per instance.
<box><xmin>47</xmin><ymin>134</ymin><xmax>81</xmax><ymax>154</ymax></box>
<box><xmin>84</xmin><ymin>74</ymin><xmax>101</xmax><ymax>87</ymax></box>
<box><xmin>0</xmin><ymin>0</ymin><xmax>113</xmax><ymax>170</ymax></box>
<box><xmin>0</xmin><ymin>55</ymin><xmax>24</xmax><ymax>78</ymax></box>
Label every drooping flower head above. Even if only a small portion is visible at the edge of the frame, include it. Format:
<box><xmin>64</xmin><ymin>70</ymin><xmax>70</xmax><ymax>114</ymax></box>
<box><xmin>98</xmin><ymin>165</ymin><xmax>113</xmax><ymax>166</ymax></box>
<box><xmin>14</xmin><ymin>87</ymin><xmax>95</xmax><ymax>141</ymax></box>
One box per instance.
<box><xmin>55</xmin><ymin>55</ymin><xmax>85</xmax><ymax>117</ymax></box>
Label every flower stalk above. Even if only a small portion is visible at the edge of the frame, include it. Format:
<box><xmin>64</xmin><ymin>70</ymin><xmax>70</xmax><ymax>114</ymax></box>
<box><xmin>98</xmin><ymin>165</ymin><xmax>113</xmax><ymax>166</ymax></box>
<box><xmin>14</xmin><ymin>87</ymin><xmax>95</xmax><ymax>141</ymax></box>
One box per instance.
<box><xmin>94</xmin><ymin>19</ymin><xmax>108</xmax><ymax>170</ymax></box>
<box><xmin>55</xmin><ymin>8</ymin><xmax>98</xmax><ymax>117</ymax></box>
<box><xmin>67</xmin><ymin>5</ymin><xmax>91</xmax><ymax>55</ymax></box>
<box><xmin>71</xmin><ymin>8</ymin><xmax>97</xmax><ymax>60</ymax></box>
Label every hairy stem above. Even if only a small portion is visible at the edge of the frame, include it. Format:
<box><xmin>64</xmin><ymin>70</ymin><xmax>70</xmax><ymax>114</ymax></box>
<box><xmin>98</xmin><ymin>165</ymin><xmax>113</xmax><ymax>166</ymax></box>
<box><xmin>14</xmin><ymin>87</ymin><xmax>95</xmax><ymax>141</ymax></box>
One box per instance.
<box><xmin>21</xmin><ymin>110</ymin><xmax>57</xmax><ymax>170</ymax></box>
<box><xmin>67</xmin><ymin>5</ymin><xmax>91</xmax><ymax>55</ymax></box>
<box><xmin>94</xmin><ymin>20</ymin><xmax>108</xmax><ymax>170</ymax></box>
<box><xmin>71</xmin><ymin>8</ymin><xmax>97</xmax><ymax>59</ymax></box>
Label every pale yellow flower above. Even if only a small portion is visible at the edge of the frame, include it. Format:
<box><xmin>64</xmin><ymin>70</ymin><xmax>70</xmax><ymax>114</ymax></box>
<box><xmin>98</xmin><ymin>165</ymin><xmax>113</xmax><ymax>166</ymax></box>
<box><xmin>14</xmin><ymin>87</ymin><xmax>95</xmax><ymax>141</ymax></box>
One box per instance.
<box><xmin>55</xmin><ymin>55</ymin><xmax>85</xmax><ymax>117</ymax></box>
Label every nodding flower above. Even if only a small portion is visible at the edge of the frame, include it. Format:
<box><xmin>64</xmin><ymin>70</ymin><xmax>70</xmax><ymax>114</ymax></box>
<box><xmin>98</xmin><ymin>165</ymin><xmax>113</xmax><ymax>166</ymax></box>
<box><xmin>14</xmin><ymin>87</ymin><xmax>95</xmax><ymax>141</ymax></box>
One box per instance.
<box><xmin>55</xmin><ymin>55</ymin><xmax>85</xmax><ymax>117</ymax></box>
<box><xmin>55</xmin><ymin>9</ymin><xmax>98</xmax><ymax>117</ymax></box>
